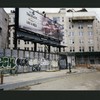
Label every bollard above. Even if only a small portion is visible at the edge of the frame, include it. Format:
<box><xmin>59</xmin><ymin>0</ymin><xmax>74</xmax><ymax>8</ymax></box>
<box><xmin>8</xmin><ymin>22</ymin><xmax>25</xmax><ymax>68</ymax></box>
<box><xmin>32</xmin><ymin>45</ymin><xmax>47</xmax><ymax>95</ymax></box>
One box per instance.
<box><xmin>0</xmin><ymin>72</ymin><xmax>3</xmax><ymax>84</ymax></box>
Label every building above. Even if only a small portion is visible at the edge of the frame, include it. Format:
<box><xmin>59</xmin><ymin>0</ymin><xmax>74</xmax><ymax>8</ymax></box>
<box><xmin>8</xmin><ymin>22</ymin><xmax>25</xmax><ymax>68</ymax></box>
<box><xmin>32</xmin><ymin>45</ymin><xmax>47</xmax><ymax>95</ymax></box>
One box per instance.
<box><xmin>8</xmin><ymin>8</ymin><xmax>100</xmax><ymax>67</ymax></box>
<box><xmin>0</xmin><ymin>8</ymin><xmax>9</xmax><ymax>49</ymax></box>
<box><xmin>46</xmin><ymin>8</ymin><xmax>100</xmax><ymax>66</ymax></box>
<box><xmin>46</xmin><ymin>8</ymin><xmax>100</xmax><ymax>52</ymax></box>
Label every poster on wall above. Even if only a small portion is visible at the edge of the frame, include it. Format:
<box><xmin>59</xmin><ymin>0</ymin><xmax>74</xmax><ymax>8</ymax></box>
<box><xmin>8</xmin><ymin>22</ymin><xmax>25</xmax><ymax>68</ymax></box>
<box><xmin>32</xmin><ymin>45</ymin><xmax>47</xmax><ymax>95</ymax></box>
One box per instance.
<box><xmin>46</xmin><ymin>53</ymin><xmax>49</xmax><ymax>59</ymax></box>
<box><xmin>18</xmin><ymin>8</ymin><xmax>64</xmax><ymax>40</ymax></box>
<box><xmin>55</xmin><ymin>54</ymin><xmax>57</xmax><ymax>61</ymax></box>
<box><xmin>30</xmin><ymin>52</ymin><xmax>34</xmax><ymax>58</ymax></box>
<box><xmin>39</xmin><ymin>53</ymin><xmax>42</xmax><ymax>58</ymax></box>
<box><xmin>12</xmin><ymin>50</ymin><xmax>17</xmax><ymax>57</ymax></box>
<box><xmin>18</xmin><ymin>50</ymin><xmax>24</xmax><ymax>58</ymax></box>
<box><xmin>49</xmin><ymin>54</ymin><xmax>52</xmax><ymax>60</ymax></box>
<box><xmin>5</xmin><ymin>49</ymin><xmax>11</xmax><ymax>57</ymax></box>
<box><xmin>0</xmin><ymin>48</ymin><xmax>4</xmax><ymax>57</ymax></box>
<box><xmin>25</xmin><ymin>51</ymin><xmax>30</xmax><ymax>58</ymax></box>
<box><xmin>34</xmin><ymin>52</ymin><xmax>38</xmax><ymax>59</ymax></box>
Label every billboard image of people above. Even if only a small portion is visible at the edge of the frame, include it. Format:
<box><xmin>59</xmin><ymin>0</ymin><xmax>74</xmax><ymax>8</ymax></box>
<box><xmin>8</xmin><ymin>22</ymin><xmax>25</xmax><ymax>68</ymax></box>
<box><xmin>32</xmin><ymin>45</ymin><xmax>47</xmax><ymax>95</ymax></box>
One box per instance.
<box><xmin>42</xmin><ymin>17</ymin><xmax>64</xmax><ymax>40</ymax></box>
<box><xmin>18</xmin><ymin>8</ymin><xmax>64</xmax><ymax>40</ymax></box>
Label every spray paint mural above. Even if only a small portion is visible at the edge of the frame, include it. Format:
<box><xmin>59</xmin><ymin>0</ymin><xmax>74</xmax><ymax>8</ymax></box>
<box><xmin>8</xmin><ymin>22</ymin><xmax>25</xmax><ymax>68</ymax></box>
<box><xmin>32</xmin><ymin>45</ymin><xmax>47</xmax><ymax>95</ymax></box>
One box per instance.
<box><xmin>0</xmin><ymin>49</ymin><xmax>60</xmax><ymax>74</ymax></box>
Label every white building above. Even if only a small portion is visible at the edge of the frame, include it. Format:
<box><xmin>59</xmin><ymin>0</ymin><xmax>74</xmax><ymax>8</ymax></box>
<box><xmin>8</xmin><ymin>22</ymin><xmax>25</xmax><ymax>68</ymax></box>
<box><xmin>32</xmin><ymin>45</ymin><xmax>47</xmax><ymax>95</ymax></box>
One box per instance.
<box><xmin>46</xmin><ymin>8</ymin><xmax>100</xmax><ymax>53</ymax></box>
<box><xmin>0</xmin><ymin>8</ymin><xmax>9</xmax><ymax>48</ymax></box>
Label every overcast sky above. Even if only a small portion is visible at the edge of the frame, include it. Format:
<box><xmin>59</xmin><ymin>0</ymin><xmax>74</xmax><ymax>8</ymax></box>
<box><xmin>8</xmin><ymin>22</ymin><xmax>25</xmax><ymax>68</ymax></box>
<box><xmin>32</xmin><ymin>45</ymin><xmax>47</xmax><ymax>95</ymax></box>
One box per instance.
<box><xmin>4</xmin><ymin>8</ymin><xmax>100</xmax><ymax>19</ymax></box>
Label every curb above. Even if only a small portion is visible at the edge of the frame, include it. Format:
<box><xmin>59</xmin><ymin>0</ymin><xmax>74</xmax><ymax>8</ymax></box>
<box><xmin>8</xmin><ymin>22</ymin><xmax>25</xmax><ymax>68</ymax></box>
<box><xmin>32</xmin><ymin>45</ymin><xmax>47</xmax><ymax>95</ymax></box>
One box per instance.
<box><xmin>0</xmin><ymin>69</ymin><xmax>97</xmax><ymax>90</ymax></box>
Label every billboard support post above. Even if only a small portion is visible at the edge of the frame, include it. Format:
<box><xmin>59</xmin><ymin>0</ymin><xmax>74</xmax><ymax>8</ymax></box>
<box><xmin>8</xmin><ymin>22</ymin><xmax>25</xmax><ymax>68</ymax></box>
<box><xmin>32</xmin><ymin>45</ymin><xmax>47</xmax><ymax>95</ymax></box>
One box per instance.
<box><xmin>48</xmin><ymin>45</ymin><xmax>50</xmax><ymax>53</ymax></box>
<box><xmin>34</xmin><ymin>43</ymin><xmax>37</xmax><ymax>52</ymax></box>
<box><xmin>59</xmin><ymin>47</ymin><xmax>61</xmax><ymax>52</ymax></box>
<box><xmin>14</xmin><ymin>8</ymin><xmax>19</xmax><ymax>49</ymax></box>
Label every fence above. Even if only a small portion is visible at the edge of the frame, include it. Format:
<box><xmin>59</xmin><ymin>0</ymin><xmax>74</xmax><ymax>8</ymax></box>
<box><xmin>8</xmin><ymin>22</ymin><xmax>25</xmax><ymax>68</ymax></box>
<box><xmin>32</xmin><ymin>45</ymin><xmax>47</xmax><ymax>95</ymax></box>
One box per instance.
<box><xmin>0</xmin><ymin>48</ymin><xmax>60</xmax><ymax>74</ymax></box>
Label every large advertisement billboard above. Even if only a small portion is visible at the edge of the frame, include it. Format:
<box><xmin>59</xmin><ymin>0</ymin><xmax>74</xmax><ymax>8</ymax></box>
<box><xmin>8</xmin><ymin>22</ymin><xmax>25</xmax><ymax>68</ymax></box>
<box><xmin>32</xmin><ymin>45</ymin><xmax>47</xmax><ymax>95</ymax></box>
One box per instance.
<box><xmin>18</xmin><ymin>8</ymin><xmax>64</xmax><ymax>40</ymax></box>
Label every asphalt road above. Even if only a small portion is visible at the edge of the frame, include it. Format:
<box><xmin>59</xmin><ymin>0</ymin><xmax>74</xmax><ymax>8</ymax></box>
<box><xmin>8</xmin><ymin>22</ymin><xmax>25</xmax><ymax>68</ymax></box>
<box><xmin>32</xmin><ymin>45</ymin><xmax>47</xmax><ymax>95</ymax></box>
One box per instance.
<box><xmin>16</xmin><ymin>71</ymin><xmax>100</xmax><ymax>90</ymax></box>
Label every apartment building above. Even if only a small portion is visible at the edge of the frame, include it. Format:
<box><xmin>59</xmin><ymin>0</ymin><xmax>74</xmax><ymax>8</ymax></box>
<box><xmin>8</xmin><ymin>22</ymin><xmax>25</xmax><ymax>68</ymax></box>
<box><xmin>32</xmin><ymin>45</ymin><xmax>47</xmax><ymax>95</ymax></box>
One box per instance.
<box><xmin>46</xmin><ymin>8</ymin><xmax>100</xmax><ymax>52</ymax></box>
<box><xmin>46</xmin><ymin>8</ymin><xmax>100</xmax><ymax>66</ymax></box>
<box><xmin>0</xmin><ymin>8</ymin><xmax>9</xmax><ymax>49</ymax></box>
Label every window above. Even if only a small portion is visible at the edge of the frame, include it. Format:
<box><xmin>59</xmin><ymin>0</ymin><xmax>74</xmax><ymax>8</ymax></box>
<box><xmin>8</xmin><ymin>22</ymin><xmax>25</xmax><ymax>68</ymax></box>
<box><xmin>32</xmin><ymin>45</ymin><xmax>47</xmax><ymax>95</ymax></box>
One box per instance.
<box><xmin>27</xmin><ymin>41</ymin><xmax>29</xmax><ymax>44</ymax></box>
<box><xmin>92</xmin><ymin>46</ymin><xmax>94</xmax><ymax>51</ymax></box>
<box><xmin>63</xmin><ymin>41</ymin><xmax>65</xmax><ymax>44</ymax></box>
<box><xmin>8</xmin><ymin>40</ymin><xmax>10</xmax><ymax>44</ymax></box>
<box><xmin>25</xmin><ymin>41</ymin><xmax>26</xmax><ymax>44</ymax></box>
<box><xmin>31</xmin><ymin>47</ymin><xmax>33</xmax><ymax>51</ymax></box>
<box><xmin>82</xmin><ymin>47</ymin><xmax>84</xmax><ymax>52</ymax></box>
<box><xmin>73</xmin><ymin>47</ymin><xmax>75</xmax><ymax>52</ymax></box>
<box><xmin>69</xmin><ymin>39</ymin><xmax>74</xmax><ymax>44</ymax></box>
<box><xmin>88</xmin><ymin>31</ymin><xmax>93</xmax><ymax>36</ymax></box>
<box><xmin>70</xmin><ymin>47</ymin><xmax>72</xmax><ymax>52</ymax></box>
<box><xmin>79</xmin><ymin>32</ymin><xmax>83</xmax><ymax>36</ymax></box>
<box><xmin>72</xmin><ymin>25</ymin><xmax>74</xmax><ymax>28</ymax></box>
<box><xmin>69</xmin><ymin>26</ymin><xmax>71</xmax><ymax>29</ymax></box>
<box><xmin>26</xmin><ymin>48</ymin><xmax>29</xmax><ymax>50</ymax></box>
<box><xmin>18</xmin><ymin>39</ymin><xmax>20</xmax><ymax>44</ymax></box>
<box><xmin>70</xmin><ymin>47</ymin><xmax>75</xmax><ymax>52</ymax></box>
<box><xmin>79</xmin><ymin>39</ymin><xmax>84</xmax><ymax>44</ymax></box>
<box><xmin>63</xmin><ymin>48</ymin><xmax>65</xmax><ymax>52</ymax></box>
<box><xmin>53</xmin><ymin>17</ymin><xmax>60</xmax><ymax>22</ymax></box>
<box><xmin>89</xmin><ymin>46</ymin><xmax>91</xmax><ymax>52</ymax></box>
<box><xmin>69</xmin><ymin>32</ymin><xmax>74</xmax><ymax>36</ymax></box>
<box><xmin>69</xmin><ymin>18</ymin><xmax>71</xmax><ymax>22</ymax></box>
<box><xmin>62</xmin><ymin>17</ymin><xmax>64</xmax><ymax>22</ymax></box>
<box><xmin>79</xmin><ymin>47</ymin><xmax>81</xmax><ymax>52</ymax></box>
<box><xmin>79</xmin><ymin>46</ymin><xmax>84</xmax><ymax>52</ymax></box>
<box><xmin>25</xmin><ymin>47</ymin><xmax>29</xmax><ymax>50</ymax></box>
<box><xmin>9</xmin><ymin>18</ymin><xmax>11</xmax><ymax>23</ymax></box>
<box><xmin>62</xmin><ymin>24</ymin><xmax>64</xmax><ymax>29</ymax></box>
<box><xmin>87</xmin><ymin>25</ymin><xmax>92</xmax><ymax>29</ymax></box>
<box><xmin>25</xmin><ymin>41</ymin><xmax>29</xmax><ymax>44</ymax></box>
<box><xmin>88</xmin><ymin>39</ymin><xmax>93</xmax><ymax>44</ymax></box>
<box><xmin>5</xmin><ymin>18</ymin><xmax>7</xmax><ymax>22</ymax></box>
<box><xmin>89</xmin><ymin>46</ymin><xmax>94</xmax><ymax>52</ymax></box>
<box><xmin>24</xmin><ymin>47</ymin><xmax>27</xmax><ymax>50</ymax></box>
<box><xmin>78</xmin><ymin>25</ymin><xmax>83</xmax><ymax>29</ymax></box>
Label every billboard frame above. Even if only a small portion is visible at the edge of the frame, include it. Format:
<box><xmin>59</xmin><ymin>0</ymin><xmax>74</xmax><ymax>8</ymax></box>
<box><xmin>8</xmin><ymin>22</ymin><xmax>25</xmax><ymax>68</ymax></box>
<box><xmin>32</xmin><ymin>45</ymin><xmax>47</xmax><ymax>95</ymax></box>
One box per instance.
<box><xmin>15</xmin><ymin>8</ymin><xmax>66</xmax><ymax>51</ymax></box>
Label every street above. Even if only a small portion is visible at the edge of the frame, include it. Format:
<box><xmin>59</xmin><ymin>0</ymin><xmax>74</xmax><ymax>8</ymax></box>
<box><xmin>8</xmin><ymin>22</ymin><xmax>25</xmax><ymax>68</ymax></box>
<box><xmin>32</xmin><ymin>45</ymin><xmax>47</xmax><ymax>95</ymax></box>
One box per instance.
<box><xmin>15</xmin><ymin>71</ymin><xmax>100</xmax><ymax>90</ymax></box>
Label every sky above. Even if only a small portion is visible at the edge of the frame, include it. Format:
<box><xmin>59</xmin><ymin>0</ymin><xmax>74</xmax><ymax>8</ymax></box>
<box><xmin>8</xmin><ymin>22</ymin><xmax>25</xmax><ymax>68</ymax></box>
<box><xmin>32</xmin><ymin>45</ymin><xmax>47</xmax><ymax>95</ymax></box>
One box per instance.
<box><xmin>4</xmin><ymin>8</ymin><xmax>100</xmax><ymax>19</ymax></box>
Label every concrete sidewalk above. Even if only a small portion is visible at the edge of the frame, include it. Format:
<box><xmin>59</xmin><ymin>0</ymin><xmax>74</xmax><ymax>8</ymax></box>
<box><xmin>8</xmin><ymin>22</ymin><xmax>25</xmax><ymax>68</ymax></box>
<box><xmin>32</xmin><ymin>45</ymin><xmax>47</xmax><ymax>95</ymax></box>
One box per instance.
<box><xmin>0</xmin><ymin>67</ymin><xmax>97</xmax><ymax>90</ymax></box>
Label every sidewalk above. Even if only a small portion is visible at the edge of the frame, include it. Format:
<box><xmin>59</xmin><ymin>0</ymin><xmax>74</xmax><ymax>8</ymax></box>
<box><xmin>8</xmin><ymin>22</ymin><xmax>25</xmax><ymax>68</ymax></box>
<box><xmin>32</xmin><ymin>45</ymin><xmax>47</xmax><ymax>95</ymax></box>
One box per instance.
<box><xmin>0</xmin><ymin>67</ymin><xmax>97</xmax><ymax>90</ymax></box>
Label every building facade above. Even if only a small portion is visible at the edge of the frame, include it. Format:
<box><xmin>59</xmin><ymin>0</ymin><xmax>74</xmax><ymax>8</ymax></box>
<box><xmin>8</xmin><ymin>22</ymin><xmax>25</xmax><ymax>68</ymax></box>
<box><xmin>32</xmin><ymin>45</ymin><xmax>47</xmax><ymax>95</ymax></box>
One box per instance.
<box><xmin>46</xmin><ymin>8</ymin><xmax>100</xmax><ymax>52</ymax></box>
<box><xmin>8</xmin><ymin>8</ymin><xmax>100</xmax><ymax>67</ymax></box>
<box><xmin>0</xmin><ymin>8</ymin><xmax>9</xmax><ymax>49</ymax></box>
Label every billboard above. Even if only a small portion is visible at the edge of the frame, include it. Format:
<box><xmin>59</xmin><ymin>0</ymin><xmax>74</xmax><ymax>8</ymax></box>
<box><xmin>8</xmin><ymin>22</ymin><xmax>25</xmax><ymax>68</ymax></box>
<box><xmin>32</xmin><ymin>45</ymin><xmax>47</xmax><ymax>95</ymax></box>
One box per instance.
<box><xmin>18</xmin><ymin>8</ymin><xmax>64</xmax><ymax>40</ymax></box>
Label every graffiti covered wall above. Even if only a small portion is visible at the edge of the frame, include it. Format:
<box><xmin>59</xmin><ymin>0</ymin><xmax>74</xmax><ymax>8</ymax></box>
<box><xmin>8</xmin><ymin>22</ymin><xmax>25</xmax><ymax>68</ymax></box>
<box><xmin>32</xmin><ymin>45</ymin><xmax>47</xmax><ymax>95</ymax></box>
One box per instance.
<box><xmin>0</xmin><ymin>49</ymin><xmax>60</xmax><ymax>74</ymax></box>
